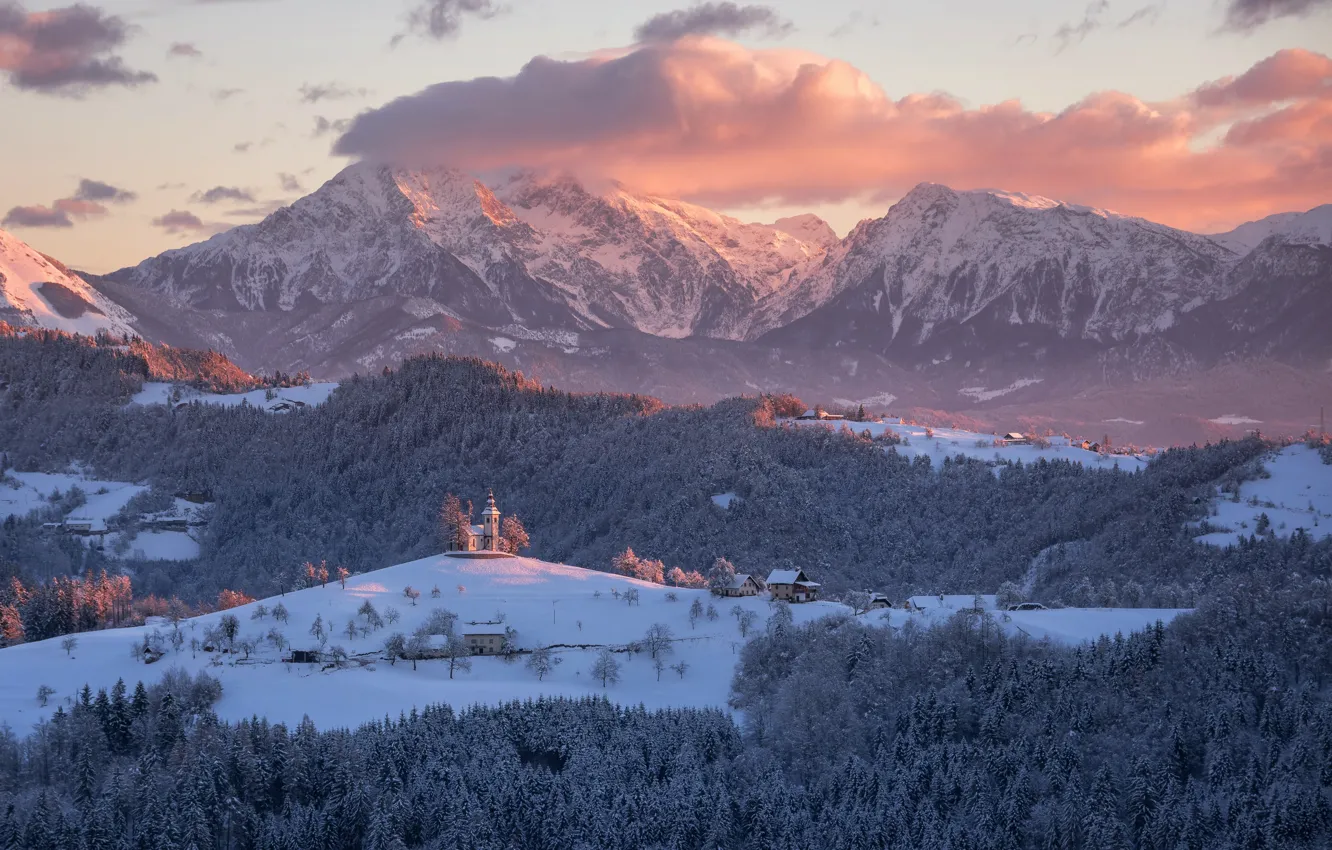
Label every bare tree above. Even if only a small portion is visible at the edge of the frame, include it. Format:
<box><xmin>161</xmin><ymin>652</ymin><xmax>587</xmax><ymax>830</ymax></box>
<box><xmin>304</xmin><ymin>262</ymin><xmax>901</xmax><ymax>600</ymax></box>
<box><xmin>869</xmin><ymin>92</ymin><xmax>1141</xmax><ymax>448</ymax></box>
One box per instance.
<box><xmin>309</xmin><ymin>614</ymin><xmax>326</xmax><ymax>647</ymax></box>
<box><xmin>654</xmin><ymin>656</ymin><xmax>666</xmax><ymax>681</ymax></box>
<box><xmin>670</xmin><ymin>660</ymin><xmax>689</xmax><ymax>679</ymax></box>
<box><xmin>336</xmin><ymin>566</ymin><xmax>350</xmax><ymax>588</ymax></box>
<box><xmin>383</xmin><ymin>633</ymin><xmax>406</xmax><ymax>666</ymax></box>
<box><xmin>61</xmin><ymin>636</ymin><xmax>77</xmax><ymax>657</ymax></box>
<box><xmin>404</xmin><ymin>630</ymin><xmax>431</xmax><ymax>671</ymax></box>
<box><xmin>344</xmin><ymin>620</ymin><xmax>358</xmax><ymax>641</ymax></box>
<box><xmin>689</xmin><ymin>598</ymin><xmax>703</xmax><ymax>629</ymax></box>
<box><xmin>525</xmin><ymin>646</ymin><xmax>560</xmax><ymax>681</ymax></box>
<box><xmin>272</xmin><ymin>602</ymin><xmax>289</xmax><ymax>623</ymax></box>
<box><xmin>443</xmin><ymin>634</ymin><xmax>472</xmax><ymax>679</ymax></box>
<box><xmin>403</xmin><ymin>586</ymin><xmax>421</xmax><ymax>606</ymax></box>
<box><xmin>36</xmin><ymin>685</ymin><xmax>55</xmax><ymax>707</ymax></box>
<box><xmin>591</xmin><ymin>649</ymin><xmax>620</xmax><ymax>688</ymax></box>
<box><xmin>250</xmin><ymin>604</ymin><xmax>269</xmax><ymax>621</ymax></box>
<box><xmin>642</xmin><ymin>623</ymin><xmax>675</xmax><ymax>660</ymax></box>
<box><xmin>431</xmin><ymin>585</ymin><xmax>441</xmax><ymax>598</ymax></box>
<box><xmin>843</xmin><ymin>590</ymin><xmax>872</xmax><ymax>615</ymax></box>
<box><xmin>738</xmin><ymin>610</ymin><xmax>759</xmax><ymax>638</ymax></box>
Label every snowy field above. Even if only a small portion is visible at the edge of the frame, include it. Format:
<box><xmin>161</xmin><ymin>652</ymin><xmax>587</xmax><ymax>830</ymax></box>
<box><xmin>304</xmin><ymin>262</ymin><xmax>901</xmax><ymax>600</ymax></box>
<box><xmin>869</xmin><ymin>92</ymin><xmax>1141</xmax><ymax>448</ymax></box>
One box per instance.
<box><xmin>1196</xmin><ymin>445</ymin><xmax>1332</xmax><ymax>545</ymax></box>
<box><xmin>1</xmin><ymin>467</ymin><xmax>205</xmax><ymax>561</ymax></box>
<box><xmin>129</xmin><ymin>381</ymin><xmax>339</xmax><ymax>412</ymax></box>
<box><xmin>0</xmin><ymin>468</ymin><xmax>145</xmax><ymax>523</ymax></box>
<box><xmin>787</xmin><ymin>419</ymin><xmax>1148</xmax><ymax>471</ymax></box>
<box><xmin>0</xmin><ymin>554</ymin><xmax>1190</xmax><ymax>734</ymax></box>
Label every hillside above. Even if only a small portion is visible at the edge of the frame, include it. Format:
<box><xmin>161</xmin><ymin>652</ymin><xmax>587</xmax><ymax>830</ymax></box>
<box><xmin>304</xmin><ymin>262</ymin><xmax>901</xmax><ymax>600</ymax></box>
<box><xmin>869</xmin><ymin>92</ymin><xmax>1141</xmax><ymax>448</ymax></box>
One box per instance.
<box><xmin>0</xmin><ymin>551</ymin><xmax>1188</xmax><ymax>732</ymax></box>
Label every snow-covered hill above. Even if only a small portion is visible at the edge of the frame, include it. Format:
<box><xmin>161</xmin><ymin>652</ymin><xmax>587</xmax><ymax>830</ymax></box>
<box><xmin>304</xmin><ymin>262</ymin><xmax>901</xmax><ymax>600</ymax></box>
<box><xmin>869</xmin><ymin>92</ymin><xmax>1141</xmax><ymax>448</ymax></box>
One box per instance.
<box><xmin>1195</xmin><ymin>444</ymin><xmax>1332</xmax><ymax>546</ymax></box>
<box><xmin>0</xmin><ymin>553</ymin><xmax>1188</xmax><ymax>732</ymax></box>
<box><xmin>0</xmin><ymin>229</ymin><xmax>137</xmax><ymax>337</ymax></box>
<box><xmin>0</xmin><ymin>465</ymin><xmax>206</xmax><ymax>561</ymax></box>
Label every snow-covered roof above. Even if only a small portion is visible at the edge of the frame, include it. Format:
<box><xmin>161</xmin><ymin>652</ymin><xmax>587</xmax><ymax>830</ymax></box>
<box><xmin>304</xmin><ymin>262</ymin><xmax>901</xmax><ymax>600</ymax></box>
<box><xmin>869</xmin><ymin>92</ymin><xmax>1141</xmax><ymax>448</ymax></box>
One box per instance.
<box><xmin>1004</xmin><ymin>432</ymin><xmax>1025</xmax><ymax>440</ymax></box>
<box><xmin>795</xmin><ymin>580</ymin><xmax>821</xmax><ymax>588</ymax></box>
<box><xmin>767</xmin><ymin>569</ymin><xmax>807</xmax><ymax>585</ymax></box>
<box><xmin>801</xmin><ymin>409</ymin><xmax>818</xmax><ymax>418</ymax></box>
<box><xmin>727</xmin><ymin>574</ymin><xmax>756</xmax><ymax>589</ymax></box>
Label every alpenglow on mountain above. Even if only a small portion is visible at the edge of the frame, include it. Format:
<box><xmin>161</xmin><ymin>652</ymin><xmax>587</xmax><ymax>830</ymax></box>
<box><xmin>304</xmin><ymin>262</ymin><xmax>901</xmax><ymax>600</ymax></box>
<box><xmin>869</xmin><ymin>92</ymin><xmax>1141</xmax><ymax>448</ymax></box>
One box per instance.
<box><xmin>102</xmin><ymin>163</ymin><xmax>832</xmax><ymax>341</ymax></box>
<box><xmin>33</xmin><ymin>166</ymin><xmax>1328</xmax><ymax>425</ymax></box>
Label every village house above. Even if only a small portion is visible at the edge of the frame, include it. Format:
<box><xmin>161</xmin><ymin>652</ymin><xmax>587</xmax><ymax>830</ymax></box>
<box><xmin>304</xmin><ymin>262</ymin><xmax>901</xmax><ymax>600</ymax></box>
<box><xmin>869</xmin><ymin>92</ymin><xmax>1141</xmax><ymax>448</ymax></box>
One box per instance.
<box><xmin>719</xmin><ymin>573</ymin><xmax>763</xmax><ymax>597</ymax></box>
<box><xmin>867</xmin><ymin>592</ymin><xmax>891</xmax><ymax>610</ymax></box>
<box><xmin>448</xmin><ymin>490</ymin><xmax>503</xmax><ymax>552</ymax></box>
<box><xmin>1002</xmin><ymin>432</ymin><xmax>1029</xmax><ymax>445</ymax></box>
<box><xmin>796</xmin><ymin>407</ymin><xmax>844</xmax><ymax>421</ymax></box>
<box><xmin>464</xmin><ymin>631</ymin><xmax>507</xmax><ymax>656</ymax></box>
<box><xmin>766</xmin><ymin>569</ymin><xmax>821</xmax><ymax>602</ymax></box>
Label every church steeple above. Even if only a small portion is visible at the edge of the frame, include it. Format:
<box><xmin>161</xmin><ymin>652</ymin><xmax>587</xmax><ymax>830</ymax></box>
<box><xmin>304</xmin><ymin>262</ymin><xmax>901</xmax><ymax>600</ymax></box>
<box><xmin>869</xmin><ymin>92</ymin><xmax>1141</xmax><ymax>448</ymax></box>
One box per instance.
<box><xmin>481</xmin><ymin>489</ymin><xmax>501</xmax><ymax>550</ymax></box>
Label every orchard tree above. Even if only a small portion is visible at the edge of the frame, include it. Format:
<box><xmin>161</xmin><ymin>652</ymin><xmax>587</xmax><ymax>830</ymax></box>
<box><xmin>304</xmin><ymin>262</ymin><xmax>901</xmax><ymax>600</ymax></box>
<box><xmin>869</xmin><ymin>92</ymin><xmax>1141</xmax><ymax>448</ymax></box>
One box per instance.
<box><xmin>689</xmin><ymin>598</ymin><xmax>703</xmax><ymax>629</ymax></box>
<box><xmin>525</xmin><ymin>647</ymin><xmax>560</xmax><ymax>681</ymax></box>
<box><xmin>443</xmin><ymin>634</ymin><xmax>473</xmax><ymax>679</ymax></box>
<box><xmin>591</xmin><ymin>649</ymin><xmax>620</xmax><ymax>688</ymax></box>
<box><xmin>61</xmin><ymin>636</ymin><xmax>77</xmax><ymax>657</ymax></box>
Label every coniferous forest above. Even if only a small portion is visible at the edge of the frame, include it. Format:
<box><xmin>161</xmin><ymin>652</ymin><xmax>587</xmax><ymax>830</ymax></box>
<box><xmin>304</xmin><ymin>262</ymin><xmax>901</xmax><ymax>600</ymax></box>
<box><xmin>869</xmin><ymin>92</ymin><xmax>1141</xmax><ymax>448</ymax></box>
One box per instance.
<box><xmin>0</xmin><ymin>329</ymin><xmax>1329</xmax><ymax>849</ymax></box>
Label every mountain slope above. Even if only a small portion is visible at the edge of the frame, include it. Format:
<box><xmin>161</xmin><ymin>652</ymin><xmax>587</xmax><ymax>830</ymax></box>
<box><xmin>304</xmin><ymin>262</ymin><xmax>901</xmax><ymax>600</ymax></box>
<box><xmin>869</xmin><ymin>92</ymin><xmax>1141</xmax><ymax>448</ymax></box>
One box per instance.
<box><xmin>0</xmin><ymin>229</ymin><xmax>137</xmax><ymax>337</ymax></box>
<box><xmin>758</xmin><ymin>184</ymin><xmax>1241</xmax><ymax>362</ymax></box>
<box><xmin>1212</xmin><ymin>204</ymin><xmax>1332</xmax><ymax>253</ymax></box>
<box><xmin>105</xmin><ymin>165</ymin><xmax>833</xmax><ymax>341</ymax></box>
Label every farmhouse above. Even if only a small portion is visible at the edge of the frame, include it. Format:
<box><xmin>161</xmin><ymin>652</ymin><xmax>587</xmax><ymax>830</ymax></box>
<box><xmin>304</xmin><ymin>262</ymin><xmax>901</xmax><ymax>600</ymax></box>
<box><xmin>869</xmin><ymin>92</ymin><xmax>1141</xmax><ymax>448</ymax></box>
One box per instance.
<box><xmin>1002</xmin><ymin>432</ymin><xmax>1029</xmax><ymax>445</ymax></box>
<box><xmin>719</xmin><ymin>574</ymin><xmax>763</xmax><ymax>597</ymax></box>
<box><xmin>766</xmin><ymin>569</ymin><xmax>821</xmax><ymax>602</ymax></box>
<box><xmin>867</xmin><ymin>592</ymin><xmax>891</xmax><ymax>610</ymax></box>
<box><xmin>449</xmin><ymin>490</ymin><xmax>503</xmax><ymax>552</ymax></box>
<box><xmin>796</xmin><ymin>407</ymin><xmax>844</xmax><ymax>421</ymax></box>
<box><xmin>464</xmin><ymin>631</ymin><xmax>507</xmax><ymax>656</ymax></box>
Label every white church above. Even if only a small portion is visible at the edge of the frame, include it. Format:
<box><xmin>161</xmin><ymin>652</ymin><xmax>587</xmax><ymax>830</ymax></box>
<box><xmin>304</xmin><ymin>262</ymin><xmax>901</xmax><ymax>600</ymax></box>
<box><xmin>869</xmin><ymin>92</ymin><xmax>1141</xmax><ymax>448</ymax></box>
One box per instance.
<box><xmin>449</xmin><ymin>490</ymin><xmax>503</xmax><ymax>553</ymax></box>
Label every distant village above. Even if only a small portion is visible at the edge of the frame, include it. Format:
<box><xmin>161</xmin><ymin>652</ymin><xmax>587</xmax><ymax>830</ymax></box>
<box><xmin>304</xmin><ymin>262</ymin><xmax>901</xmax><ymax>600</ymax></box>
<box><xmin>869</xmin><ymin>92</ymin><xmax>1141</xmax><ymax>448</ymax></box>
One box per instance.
<box><xmin>793</xmin><ymin>404</ymin><xmax>1149</xmax><ymax>457</ymax></box>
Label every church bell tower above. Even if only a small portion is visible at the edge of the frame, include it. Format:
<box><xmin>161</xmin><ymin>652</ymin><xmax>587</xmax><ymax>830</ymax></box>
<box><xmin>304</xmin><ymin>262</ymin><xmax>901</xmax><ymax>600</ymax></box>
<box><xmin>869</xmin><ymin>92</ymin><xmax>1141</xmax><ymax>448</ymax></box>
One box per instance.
<box><xmin>481</xmin><ymin>489</ymin><xmax>501</xmax><ymax>551</ymax></box>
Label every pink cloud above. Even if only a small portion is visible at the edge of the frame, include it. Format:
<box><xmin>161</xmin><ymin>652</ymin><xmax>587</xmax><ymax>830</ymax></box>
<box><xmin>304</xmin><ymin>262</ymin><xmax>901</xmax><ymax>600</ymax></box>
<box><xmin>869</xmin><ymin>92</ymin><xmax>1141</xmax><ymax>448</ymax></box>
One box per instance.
<box><xmin>335</xmin><ymin>38</ymin><xmax>1332</xmax><ymax>231</ymax></box>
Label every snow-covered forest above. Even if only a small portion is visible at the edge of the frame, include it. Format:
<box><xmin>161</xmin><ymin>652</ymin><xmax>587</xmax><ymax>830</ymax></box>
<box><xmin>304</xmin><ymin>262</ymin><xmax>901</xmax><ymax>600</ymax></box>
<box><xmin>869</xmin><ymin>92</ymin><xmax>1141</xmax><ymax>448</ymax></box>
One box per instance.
<box><xmin>0</xmin><ymin>329</ymin><xmax>1288</xmax><ymax>608</ymax></box>
<box><xmin>1</xmin><ymin>329</ymin><xmax>1329</xmax><ymax>849</ymax></box>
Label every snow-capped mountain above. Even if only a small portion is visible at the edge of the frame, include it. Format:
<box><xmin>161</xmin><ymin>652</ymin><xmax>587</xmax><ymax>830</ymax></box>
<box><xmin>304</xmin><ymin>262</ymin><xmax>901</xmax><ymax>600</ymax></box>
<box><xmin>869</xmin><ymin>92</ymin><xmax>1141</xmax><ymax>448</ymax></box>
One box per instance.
<box><xmin>1212</xmin><ymin>204</ymin><xmax>1332</xmax><ymax>253</ymax></box>
<box><xmin>104</xmin><ymin>164</ymin><xmax>832</xmax><ymax>340</ymax></box>
<box><xmin>758</xmin><ymin>183</ymin><xmax>1242</xmax><ymax>360</ymax></box>
<box><xmin>0</xmin><ymin>228</ymin><xmax>137</xmax><ymax>337</ymax></box>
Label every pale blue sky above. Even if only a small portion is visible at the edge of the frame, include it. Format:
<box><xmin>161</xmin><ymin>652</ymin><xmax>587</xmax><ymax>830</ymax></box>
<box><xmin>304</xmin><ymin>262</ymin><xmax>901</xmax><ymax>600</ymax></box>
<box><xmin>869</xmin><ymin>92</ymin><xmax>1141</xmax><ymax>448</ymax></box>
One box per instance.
<box><xmin>1</xmin><ymin>0</ymin><xmax>1326</xmax><ymax>271</ymax></box>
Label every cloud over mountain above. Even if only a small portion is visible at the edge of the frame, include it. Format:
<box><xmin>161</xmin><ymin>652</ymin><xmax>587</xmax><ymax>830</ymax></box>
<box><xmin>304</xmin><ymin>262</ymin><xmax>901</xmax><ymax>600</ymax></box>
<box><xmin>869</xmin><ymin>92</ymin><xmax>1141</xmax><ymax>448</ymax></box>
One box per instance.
<box><xmin>333</xmin><ymin>38</ymin><xmax>1332</xmax><ymax>232</ymax></box>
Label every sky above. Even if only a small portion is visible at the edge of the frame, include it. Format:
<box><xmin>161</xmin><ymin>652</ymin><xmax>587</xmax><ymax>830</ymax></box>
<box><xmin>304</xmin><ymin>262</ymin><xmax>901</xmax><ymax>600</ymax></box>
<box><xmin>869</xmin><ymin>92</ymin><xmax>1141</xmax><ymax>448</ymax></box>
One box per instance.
<box><xmin>1</xmin><ymin>0</ymin><xmax>1330</xmax><ymax>273</ymax></box>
